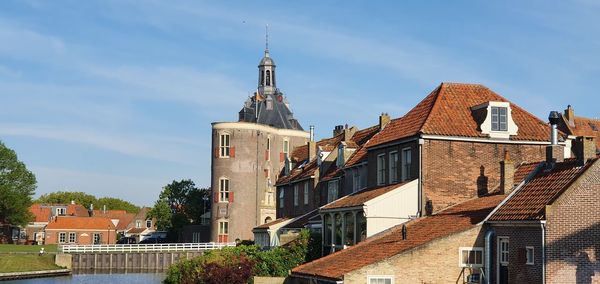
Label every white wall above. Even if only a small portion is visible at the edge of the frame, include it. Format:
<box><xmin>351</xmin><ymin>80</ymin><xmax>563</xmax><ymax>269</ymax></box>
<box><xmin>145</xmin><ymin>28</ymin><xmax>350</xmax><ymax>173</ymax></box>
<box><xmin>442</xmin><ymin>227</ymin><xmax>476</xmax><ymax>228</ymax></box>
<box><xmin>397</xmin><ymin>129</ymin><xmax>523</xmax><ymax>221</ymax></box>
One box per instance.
<box><xmin>365</xmin><ymin>179</ymin><xmax>418</xmax><ymax>238</ymax></box>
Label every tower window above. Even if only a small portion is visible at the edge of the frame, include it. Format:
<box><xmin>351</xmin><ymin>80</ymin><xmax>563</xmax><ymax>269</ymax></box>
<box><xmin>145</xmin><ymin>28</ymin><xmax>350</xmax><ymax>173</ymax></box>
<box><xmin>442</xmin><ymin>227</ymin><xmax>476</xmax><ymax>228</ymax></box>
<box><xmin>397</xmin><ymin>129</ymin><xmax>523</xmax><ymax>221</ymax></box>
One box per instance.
<box><xmin>220</xmin><ymin>133</ymin><xmax>230</xmax><ymax>157</ymax></box>
<box><xmin>219</xmin><ymin>178</ymin><xmax>230</xmax><ymax>202</ymax></box>
<box><xmin>266</xmin><ymin>70</ymin><xmax>271</xmax><ymax>86</ymax></box>
<box><xmin>261</xmin><ymin>70</ymin><xmax>265</xmax><ymax>86</ymax></box>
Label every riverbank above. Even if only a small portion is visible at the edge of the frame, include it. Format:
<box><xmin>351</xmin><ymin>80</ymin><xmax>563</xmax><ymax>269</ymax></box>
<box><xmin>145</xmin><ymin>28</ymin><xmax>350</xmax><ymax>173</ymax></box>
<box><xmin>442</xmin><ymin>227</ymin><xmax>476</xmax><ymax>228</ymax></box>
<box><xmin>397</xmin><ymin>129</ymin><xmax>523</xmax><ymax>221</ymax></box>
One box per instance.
<box><xmin>0</xmin><ymin>254</ymin><xmax>62</xmax><ymax>273</ymax></box>
<box><xmin>0</xmin><ymin>269</ymin><xmax>71</xmax><ymax>281</ymax></box>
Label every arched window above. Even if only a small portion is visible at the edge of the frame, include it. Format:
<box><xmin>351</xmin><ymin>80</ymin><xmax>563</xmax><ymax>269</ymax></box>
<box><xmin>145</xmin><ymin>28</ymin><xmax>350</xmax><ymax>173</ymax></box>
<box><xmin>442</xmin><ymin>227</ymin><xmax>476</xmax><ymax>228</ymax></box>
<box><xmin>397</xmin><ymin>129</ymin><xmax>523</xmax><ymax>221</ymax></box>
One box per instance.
<box><xmin>266</xmin><ymin>70</ymin><xmax>271</xmax><ymax>86</ymax></box>
<box><xmin>260</xmin><ymin>70</ymin><xmax>265</xmax><ymax>86</ymax></box>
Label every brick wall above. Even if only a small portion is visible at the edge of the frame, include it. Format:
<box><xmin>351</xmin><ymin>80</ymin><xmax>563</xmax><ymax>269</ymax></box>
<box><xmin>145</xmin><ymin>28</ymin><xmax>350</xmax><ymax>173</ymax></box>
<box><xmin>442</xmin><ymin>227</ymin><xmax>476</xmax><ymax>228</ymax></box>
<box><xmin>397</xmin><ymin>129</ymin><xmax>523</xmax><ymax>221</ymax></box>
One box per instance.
<box><xmin>423</xmin><ymin>140</ymin><xmax>546</xmax><ymax>212</ymax></box>
<box><xmin>546</xmin><ymin>160</ymin><xmax>600</xmax><ymax>284</ymax></box>
<box><xmin>276</xmin><ymin>179</ymin><xmax>317</xmax><ymax>219</ymax></box>
<box><xmin>491</xmin><ymin>225</ymin><xmax>544</xmax><ymax>284</ymax></box>
<box><xmin>343</xmin><ymin>225</ymin><xmax>485</xmax><ymax>284</ymax></box>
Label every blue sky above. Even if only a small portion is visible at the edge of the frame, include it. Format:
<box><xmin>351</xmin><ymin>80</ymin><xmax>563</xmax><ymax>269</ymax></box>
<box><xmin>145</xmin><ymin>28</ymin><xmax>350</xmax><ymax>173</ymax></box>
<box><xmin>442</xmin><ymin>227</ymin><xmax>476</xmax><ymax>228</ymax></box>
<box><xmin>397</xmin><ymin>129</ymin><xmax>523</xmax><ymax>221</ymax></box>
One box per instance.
<box><xmin>1</xmin><ymin>1</ymin><xmax>598</xmax><ymax>206</ymax></box>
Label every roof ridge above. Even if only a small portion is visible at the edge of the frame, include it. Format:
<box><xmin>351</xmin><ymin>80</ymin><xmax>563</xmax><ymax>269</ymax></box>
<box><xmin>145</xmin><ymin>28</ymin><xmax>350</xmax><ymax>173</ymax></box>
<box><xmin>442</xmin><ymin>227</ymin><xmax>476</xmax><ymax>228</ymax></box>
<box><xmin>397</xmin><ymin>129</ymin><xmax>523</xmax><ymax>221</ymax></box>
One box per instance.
<box><xmin>420</xmin><ymin>83</ymin><xmax>447</xmax><ymax>133</ymax></box>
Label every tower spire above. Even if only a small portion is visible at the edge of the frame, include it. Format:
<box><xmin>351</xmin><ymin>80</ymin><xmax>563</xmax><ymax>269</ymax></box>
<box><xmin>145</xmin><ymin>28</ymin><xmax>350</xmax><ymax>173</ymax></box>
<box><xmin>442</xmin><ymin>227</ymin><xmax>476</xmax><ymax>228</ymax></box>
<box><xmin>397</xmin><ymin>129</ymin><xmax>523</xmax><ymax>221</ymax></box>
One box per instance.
<box><xmin>265</xmin><ymin>24</ymin><xmax>269</xmax><ymax>54</ymax></box>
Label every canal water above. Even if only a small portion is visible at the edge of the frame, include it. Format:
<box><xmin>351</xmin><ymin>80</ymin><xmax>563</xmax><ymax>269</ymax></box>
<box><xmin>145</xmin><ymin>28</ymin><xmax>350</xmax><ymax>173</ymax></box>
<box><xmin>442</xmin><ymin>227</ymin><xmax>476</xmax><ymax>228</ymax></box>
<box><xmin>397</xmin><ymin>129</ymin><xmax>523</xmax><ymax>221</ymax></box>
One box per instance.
<box><xmin>3</xmin><ymin>272</ymin><xmax>165</xmax><ymax>284</ymax></box>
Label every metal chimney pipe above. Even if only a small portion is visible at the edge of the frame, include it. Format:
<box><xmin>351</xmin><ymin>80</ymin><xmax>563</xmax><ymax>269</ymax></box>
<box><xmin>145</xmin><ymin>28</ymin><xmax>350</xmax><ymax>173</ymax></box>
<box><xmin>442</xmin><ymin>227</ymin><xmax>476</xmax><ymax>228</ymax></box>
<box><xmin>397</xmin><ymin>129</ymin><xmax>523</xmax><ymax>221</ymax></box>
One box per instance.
<box><xmin>548</xmin><ymin>111</ymin><xmax>560</xmax><ymax>145</ymax></box>
<box><xmin>309</xmin><ymin>125</ymin><xmax>315</xmax><ymax>142</ymax></box>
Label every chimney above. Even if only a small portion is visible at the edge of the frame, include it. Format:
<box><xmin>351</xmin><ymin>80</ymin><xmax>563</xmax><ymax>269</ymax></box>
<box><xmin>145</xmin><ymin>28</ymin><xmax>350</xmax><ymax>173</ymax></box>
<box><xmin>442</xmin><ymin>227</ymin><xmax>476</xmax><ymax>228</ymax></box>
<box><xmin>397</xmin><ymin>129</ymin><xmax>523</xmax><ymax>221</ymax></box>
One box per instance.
<box><xmin>103</xmin><ymin>205</ymin><xmax>106</xmax><ymax>214</ymax></box>
<box><xmin>70</xmin><ymin>200</ymin><xmax>75</xmax><ymax>205</ymax></box>
<box><xmin>572</xmin><ymin>136</ymin><xmax>596</xmax><ymax>165</ymax></box>
<box><xmin>309</xmin><ymin>125</ymin><xmax>315</xmax><ymax>142</ymax></box>
<box><xmin>333</xmin><ymin>125</ymin><xmax>344</xmax><ymax>137</ymax></box>
<box><xmin>546</xmin><ymin>111</ymin><xmax>564</xmax><ymax>166</ymax></box>
<box><xmin>379</xmin><ymin>113</ymin><xmax>390</xmax><ymax>130</ymax></box>
<box><xmin>564</xmin><ymin>105</ymin><xmax>575</xmax><ymax>127</ymax></box>
<box><xmin>88</xmin><ymin>203</ymin><xmax>94</xmax><ymax>217</ymax></box>
<box><xmin>343</xmin><ymin>126</ymin><xmax>357</xmax><ymax>142</ymax></box>
<box><xmin>401</xmin><ymin>224</ymin><xmax>407</xmax><ymax>240</ymax></box>
<box><xmin>500</xmin><ymin>150</ymin><xmax>515</xmax><ymax>194</ymax></box>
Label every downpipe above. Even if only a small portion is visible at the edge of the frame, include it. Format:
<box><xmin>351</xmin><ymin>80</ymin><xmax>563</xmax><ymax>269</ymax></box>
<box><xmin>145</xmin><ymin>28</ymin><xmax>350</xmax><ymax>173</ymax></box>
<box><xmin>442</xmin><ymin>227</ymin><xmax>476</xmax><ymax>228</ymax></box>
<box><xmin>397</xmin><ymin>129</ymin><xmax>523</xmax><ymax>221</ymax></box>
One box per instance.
<box><xmin>484</xmin><ymin>228</ymin><xmax>495</xmax><ymax>284</ymax></box>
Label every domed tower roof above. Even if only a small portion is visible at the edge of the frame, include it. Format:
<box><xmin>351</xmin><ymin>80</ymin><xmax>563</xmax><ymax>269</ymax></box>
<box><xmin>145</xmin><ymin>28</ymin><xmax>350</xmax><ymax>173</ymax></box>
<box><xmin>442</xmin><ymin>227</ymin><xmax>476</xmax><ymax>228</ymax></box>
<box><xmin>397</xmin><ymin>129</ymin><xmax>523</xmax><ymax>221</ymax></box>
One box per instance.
<box><xmin>259</xmin><ymin>50</ymin><xmax>276</xmax><ymax>66</ymax></box>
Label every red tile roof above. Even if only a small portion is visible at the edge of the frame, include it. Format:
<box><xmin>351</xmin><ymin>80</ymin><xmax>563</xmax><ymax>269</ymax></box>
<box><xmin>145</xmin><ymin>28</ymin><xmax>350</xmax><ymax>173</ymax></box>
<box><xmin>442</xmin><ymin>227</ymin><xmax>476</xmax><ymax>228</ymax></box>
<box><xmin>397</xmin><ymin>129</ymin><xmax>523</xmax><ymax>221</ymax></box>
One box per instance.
<box><xmin>489</xmin><ymin>158</ymin><xmax>598</xmax><ymax>221</ymax></box>
<box><xmin>127</xmin><ymin>227</ymin><xmax>147</xmax><ymax>234</ymax></box>
<box><xmin>368</xmin><ymin>83</ymin><xmax>553</xmax><ymax>147</ymax></box>
<box><xmin>278</xmin><ymin>125</ymin><xmax>379</xmax><ymax>185</ymax></box>
<box><xmin>29</xmin><ymin>204</ymin><xmax>52</xmax><ymax>223</ymax></box>
<box><xmin>67</xmin><ymin>204</ymin><xmax>90</xmax><ymax>217</ymax></box>
<box><xmin>321</xmin><ymin>181</ymin><xmax>412</xmax><ymax>210</ymax></box>
<box><xmin>282</xmin><ymin>209</ymin><xmax>319</xmax><ymax>229</ymax></box>
<box><xmin>46</xmin><ymin>216</ymin><xmax>116</xmax><ymax>230</ymax></box>
<box><xmin>292</xmin><ymin>194</ymin><xmax>506</xmax><ymax>280</ymax></box>
<box><xmin>561</xmin><ymin>115</ymin><xmax>600</xmax><ymax>150</ymax></box>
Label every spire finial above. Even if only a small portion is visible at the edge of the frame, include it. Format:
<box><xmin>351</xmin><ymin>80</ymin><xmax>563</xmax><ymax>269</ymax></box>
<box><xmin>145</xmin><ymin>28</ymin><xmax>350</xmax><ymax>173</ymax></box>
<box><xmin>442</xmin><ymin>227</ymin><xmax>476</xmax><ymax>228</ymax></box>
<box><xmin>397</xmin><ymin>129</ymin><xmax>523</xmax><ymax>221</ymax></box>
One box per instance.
<box><xmin>265</xmin><ymin>24</ymin><xmax>269</xmax><ymax>53</ymax></box>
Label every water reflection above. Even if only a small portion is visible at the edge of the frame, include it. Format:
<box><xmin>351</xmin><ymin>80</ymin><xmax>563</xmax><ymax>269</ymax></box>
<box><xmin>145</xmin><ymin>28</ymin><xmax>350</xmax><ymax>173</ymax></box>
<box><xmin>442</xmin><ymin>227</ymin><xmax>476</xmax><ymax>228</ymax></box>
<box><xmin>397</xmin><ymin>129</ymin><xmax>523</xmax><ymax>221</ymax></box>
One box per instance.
<box><xmin>3</xmin><ymin>272</ymin><xmax>165</xmax><ymax>284</ymax></box>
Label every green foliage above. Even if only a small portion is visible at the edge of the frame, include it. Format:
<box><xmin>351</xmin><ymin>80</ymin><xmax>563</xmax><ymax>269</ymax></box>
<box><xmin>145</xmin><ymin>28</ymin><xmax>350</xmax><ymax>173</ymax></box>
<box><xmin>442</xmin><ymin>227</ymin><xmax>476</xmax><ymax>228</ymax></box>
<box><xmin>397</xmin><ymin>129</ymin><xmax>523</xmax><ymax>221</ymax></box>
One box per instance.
<box><xmin>148</xmin><ymin>179</ymin><xmax>211</xmax><ymax>233</ymax></box>
<box><xmin>36</xmin><ymin>191</ymin><xmax>139</xmax><ymax>213</ymax></box>
<box><xmin>164</xmin><ymin>229</ymin><xmax>319</xmax><ymax>283</ymax></box>
<box><xmin>0</xmin><ymin>141</ymin><xmax>36</xmax><ymax>226</ymax></box>
<box><xmin>96</xmin><ymin>197</ymin><xmax>140</xmax><ymax>213</ymax></box>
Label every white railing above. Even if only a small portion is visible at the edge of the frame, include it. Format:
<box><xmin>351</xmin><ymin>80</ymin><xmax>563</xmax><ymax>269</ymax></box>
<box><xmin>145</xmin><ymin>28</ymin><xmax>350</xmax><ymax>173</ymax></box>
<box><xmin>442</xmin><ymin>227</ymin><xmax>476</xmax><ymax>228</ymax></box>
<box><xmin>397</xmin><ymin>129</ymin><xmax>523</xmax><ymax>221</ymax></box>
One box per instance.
<box><xmin>59</xmin><ymin>242</ymin><xmax>237</xmax><ymax>253</ymax></box>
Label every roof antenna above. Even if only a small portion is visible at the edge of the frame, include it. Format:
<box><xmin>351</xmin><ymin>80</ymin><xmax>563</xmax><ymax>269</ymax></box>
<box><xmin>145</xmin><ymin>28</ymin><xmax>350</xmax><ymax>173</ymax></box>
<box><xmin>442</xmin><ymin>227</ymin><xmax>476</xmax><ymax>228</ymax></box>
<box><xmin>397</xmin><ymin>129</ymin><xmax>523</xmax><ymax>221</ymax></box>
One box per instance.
<box><xmin>265</xmin><ymin>24</ymin><xmax>269</xmax><ymax>53</ymax></box>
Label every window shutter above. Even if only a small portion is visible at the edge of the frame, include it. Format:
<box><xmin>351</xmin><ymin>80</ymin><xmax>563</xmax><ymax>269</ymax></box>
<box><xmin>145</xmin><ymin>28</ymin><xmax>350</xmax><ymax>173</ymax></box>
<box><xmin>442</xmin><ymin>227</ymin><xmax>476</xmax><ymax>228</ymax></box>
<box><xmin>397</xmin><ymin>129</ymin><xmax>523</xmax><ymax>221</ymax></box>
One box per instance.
<box><xmin>265</xmin><ymin>150</ymin><xmax>269</xmax><ymax>161</ymax></box>
<box><xmin>280</xmin><ymin>152</ymin><xmax>285</xmax><ymax>162</ymax></box>
<box><xmin>214</xmin><ymin>147</ymin><xmax>219</xmax><ymax>158</ymax></box>
<box><xmin>230</xmin><ymin>147</ymin><xmax>235</xmax><ymax>158</ymax></box>
<box><xmin>229</xmin><ymin>192</ymin><xmax>234</xmax><ymax>203</ymax></box>
<box><xmin>214</xmin><ymin>191</ymin><xmax>219</xmax><ymax>203</ymax></box>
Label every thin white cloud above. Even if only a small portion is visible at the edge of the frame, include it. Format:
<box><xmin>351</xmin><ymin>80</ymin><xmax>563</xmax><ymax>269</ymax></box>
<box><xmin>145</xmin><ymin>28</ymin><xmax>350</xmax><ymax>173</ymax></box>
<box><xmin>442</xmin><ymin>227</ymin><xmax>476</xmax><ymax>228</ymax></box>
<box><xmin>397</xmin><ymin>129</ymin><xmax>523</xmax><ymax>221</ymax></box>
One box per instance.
<box><xmin>0</xmin><ymin>123</ymin><xmax>200</xmax><ymax>165</ymax></box>
<box><xmin>0</xmin><ymin>21</ymin><xmax>65</xmax><ymax>59</ymax></box>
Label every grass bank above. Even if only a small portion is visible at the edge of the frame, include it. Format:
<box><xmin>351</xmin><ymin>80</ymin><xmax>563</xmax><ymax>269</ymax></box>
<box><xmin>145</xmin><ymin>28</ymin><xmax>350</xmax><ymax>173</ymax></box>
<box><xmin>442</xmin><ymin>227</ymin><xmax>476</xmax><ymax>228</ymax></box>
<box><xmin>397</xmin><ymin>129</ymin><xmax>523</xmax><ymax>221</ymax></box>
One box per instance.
<box><xmin>0</xmin><ymin>254</ymin><xmax>62</xmax><ymax>273</ymax></box>
<box><xmin>0</xmin><ymin>244</ymin><xmax>58</xmax><ymax>253</ymax></box>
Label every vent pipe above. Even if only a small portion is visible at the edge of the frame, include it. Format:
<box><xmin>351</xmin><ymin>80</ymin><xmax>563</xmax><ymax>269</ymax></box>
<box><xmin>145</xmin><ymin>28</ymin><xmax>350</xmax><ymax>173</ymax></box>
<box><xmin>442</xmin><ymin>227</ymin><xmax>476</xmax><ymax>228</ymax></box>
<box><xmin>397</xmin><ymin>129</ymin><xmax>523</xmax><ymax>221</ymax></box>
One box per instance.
<box><xmin>309</xmin><ymin>125</ymin><xmax>315</xmax><ymax>142</ymax></box>
<box><xmin>549</xmin><ymin>111</ymin><xmax>560</xmax><ymax>145</ymax></box>
<box><xmin>401</xmin><ymin>224</ymin><xmax>407</xmax><ymax>240</ymax></box>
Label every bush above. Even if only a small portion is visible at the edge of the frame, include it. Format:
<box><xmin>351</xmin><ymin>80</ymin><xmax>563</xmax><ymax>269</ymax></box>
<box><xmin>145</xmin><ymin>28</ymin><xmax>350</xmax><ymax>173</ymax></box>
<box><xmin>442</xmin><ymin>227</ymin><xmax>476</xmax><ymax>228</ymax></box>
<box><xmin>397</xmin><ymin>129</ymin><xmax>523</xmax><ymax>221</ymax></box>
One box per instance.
<box><xmin>164</xmin><ymin>229</ymin><xmax>318</xmax><ymax>284</ymax></box>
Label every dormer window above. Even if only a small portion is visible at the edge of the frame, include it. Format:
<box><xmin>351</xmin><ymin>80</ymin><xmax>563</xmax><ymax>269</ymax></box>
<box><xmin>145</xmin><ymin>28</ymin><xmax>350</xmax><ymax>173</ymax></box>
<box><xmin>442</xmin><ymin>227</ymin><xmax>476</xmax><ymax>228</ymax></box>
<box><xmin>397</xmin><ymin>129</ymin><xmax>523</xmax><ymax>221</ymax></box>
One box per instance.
<box><xmin>491</xmin><ymin>107</ymin><xmax>508</xmax><ymax>131</ymax></box>
<box><xmin>472</xmin><ymin>101</ymin><xmax>518</xmax><ymax>139</ymax></box>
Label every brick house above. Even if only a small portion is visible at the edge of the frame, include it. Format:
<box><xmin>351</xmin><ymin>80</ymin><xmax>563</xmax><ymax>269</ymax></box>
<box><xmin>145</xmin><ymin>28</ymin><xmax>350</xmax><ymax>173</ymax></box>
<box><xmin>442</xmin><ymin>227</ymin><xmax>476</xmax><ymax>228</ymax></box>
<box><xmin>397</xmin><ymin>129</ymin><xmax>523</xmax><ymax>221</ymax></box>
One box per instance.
<box><xmin>124</xmin><ymin>207</ymin><xmax>156</xmax><ymax>242</ymax></box>
<box><xmin>363</xmin><ymin>82</ymin><xmax>562</xmax><ymax>217</ymax></box>
<box><xmin>24</xmin><ymin>203</ymin><xmax>89</xmax><ymax>244</ymax></box>
<box><xmin>558</xmin><ymin>104</ymin><xmax>600</xmax><ymax>153</ymax></box>
<box><xmin>288</xmin><ymin>194</ymin><xmax>506</xmax><ymax>283</ymax></box>
<box><xmin>486</xmin><ymin>136</ymin><xmax>599</xmax><ymax>284</ymax></box>
<box><xmin>44</xmin><ymin>216</ymin><xmax>117</xmax><ymax>245</ymax></box>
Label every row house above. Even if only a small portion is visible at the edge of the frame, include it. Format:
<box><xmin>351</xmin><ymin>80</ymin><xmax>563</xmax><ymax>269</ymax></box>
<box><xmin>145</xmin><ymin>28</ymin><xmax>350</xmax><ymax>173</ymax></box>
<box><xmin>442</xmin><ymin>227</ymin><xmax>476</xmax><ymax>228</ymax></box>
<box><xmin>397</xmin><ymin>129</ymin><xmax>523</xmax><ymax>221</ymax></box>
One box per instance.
<box><xmin>44</xmin><ymin>216</ymin><xmax>117</xmax><ymax>245</ymax></box>
<box><xmin>252</xmin><ymin>122</ymin><xmax>381</xmax><ymax>248</ymax></box>
<box><xmin>318</xmin><ymin>82</ymin><xmax>559</xmax><ymax>253</ymax></box>
<box><xmin>289</xmin><ymin>111</ymin><xmax>599</xmax><ymax>283</ymax></box>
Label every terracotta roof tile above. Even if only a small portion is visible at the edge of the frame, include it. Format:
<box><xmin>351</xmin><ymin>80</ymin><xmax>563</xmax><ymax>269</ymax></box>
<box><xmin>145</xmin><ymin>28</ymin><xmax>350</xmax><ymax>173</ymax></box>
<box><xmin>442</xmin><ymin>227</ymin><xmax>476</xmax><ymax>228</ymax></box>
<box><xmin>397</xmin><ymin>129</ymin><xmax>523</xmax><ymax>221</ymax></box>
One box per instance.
<box><xmin>46</xmin><ymin>216</ymin><xmax>116</xmax><ymax>230</ymax></box>
<box><xmin>292</xmin><ymin>194</ymin><xmax>506</xmax><ymax>280</ymax></box>
<box><xmin>127</xmin><ymin>227</ymin><xmax>147</xmax><ymax>234</ymax></box>
<box><xmin>368</xmin><ymin>83</ymin><xmax>554</xmax><ymax>148</ymax></box>
<box><xmin>29</xmin><ymin>204</ymin><xmax>52</xmax><ymax>223</ymax></box>
<box><xmin>321</xmin><ymin>181</ymin><xmax>412</xmax><ymax>210</ymax></box>
<box><xmin>561</xmin><ymin>115</ymin><xmax>600</xmax><ymax>150</ymax></box>
<box><xmin>490</xmin><ymin>158</ymin><xmax>597</xmax><ymax>221</ymax></box>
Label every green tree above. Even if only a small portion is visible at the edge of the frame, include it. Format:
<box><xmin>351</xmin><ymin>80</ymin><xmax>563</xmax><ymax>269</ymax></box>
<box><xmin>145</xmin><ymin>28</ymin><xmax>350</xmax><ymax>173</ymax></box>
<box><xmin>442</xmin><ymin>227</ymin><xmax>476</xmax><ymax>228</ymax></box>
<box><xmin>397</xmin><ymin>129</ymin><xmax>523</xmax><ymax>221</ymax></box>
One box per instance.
<box><xmin>0</xmin><ymin>141</ymin><xmax>36</xmax><ymax>226</ymax></box>
<box><xmin>96</xmin><ymin>197</ymin><xmax>139</xmax><ymax>213</ymax></box>
<box><xmin>36</xmin><ymin>191</ymin><xmax>97</xmax><ymax>207</ymax></box>
<box><xmin>148</xmin><ymin>198</ymin><xmax>172</xmax><ymax>230</ymax></box>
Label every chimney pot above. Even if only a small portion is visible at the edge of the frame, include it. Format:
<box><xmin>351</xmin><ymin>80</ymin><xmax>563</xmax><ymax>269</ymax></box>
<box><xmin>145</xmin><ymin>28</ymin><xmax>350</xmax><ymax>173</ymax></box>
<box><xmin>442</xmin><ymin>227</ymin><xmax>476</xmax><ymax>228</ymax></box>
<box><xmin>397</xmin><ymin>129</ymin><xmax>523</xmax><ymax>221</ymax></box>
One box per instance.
<box><xmin>309</xmin><ymin>125</ymin><xmax>315</xmax><ymax>142</ymax></box>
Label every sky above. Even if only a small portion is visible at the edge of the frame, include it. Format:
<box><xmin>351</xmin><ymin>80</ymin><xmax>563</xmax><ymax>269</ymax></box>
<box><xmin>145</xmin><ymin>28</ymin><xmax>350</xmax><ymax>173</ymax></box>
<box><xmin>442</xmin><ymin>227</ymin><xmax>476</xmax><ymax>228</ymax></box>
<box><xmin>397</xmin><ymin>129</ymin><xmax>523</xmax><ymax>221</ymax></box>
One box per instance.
<box><xmin>1</xmin><ymin>1</ymin><xmax>599</xmax><ymax>206</ymax></box>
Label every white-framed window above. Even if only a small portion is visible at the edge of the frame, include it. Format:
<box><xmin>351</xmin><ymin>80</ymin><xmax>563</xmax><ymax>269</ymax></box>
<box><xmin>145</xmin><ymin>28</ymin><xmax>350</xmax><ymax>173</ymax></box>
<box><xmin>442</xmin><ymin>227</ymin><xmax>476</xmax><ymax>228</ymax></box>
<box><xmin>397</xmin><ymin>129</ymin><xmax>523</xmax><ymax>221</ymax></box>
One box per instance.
<box><xmin>146</xmin><ymin>220</ymin><xmax>152</xmax><ymax>228</ymax></box>
<box><xmin>459</xmin><ymin>247</ymin><xmax>484</xmax><ymax>267</ymax></box>
<box><xmin>68</xmin><ymin>232</ymin><xmax>76</xmax><ymax>243</ymax></box>
<box><xmin>93</xmin><ymin>233</ymin><xmax>101</xmax><ymax>244</ymax></box>
<box><xmin>526</xmin><ymin>246</ymin><xmax>534</xmax><ymax>265</ymax></box>
<box><xmin>367</xmin><ymin>276</ymin><xmax>394</xmax><ymax>284</ymax></box>
<box><xmin>327</xmin><ymin>181</ymin><xmax>338</xmax><ymax>203</ymax></box>
<box><xmin>56</xmin><ymin>207</ymin><xmax>66</xmax><ymax>216</ymax></box>
<box><xmin>283</xmin><ymin>139</ymin><xmax>289</xmax><ymax>158</ymax></box>
<box><xmin>219</xmin><ymin>178</ymin><xmax>230</xmax><ymax>202</ymax></box>
<box><xmin>58</xmin><ymin>232</ymin><xmax>66</xmax><ymax>243</ymax></box>
<box><xmin>401</xmin><ymin>147</ymin><xmax>412</xmax><ymax>181</ymax></box>
<box><xmin>389</xmin><ymin>151</ymin><xmax>398</xmax><ymax>183</ymax></box>
<box><xmin>491</xmin><ymin>106</ymin><xmax>508</xmax><ymax>131</ymax></box>
<box><xmin>218</xmin><ymin>220</ymin><xmax>229</xmax><ymax>243</ymax></box>
<box><xmin>377</xmin><ymin>154</ymin><xmax>386</xmax><ymax>185</ymax></box>
<box><xmin>499</xmin><ymin>237</ymin><xmax>509</xmax><ymax>265</ymax></box>
<box><xmin>293</xmin><ymin>184</ymin><xmax>299</xmax><ymax>206</ymax></box>
<box><xmin>337</xmin><ymin>145</ymin><xmax>344</xmax><ymax>167</ymax></box>
<box><xmin>219</xmin><ymin>133</ymin><xmax>230</xmax><ymax>157</ymax></box>
<box><xmin>136</xmin><ymin>220</ymin><xmax>142</xmax><ymax>228</ymax></box>
<box><xmin>303</xmin><ymin>182</ymin><xmax>309</xmax><ymax>205</ymax></box>
<box><xmin>279</xmin><ymin>189</ymin><xmax>284</xmax><ymax>208</ymax></box>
